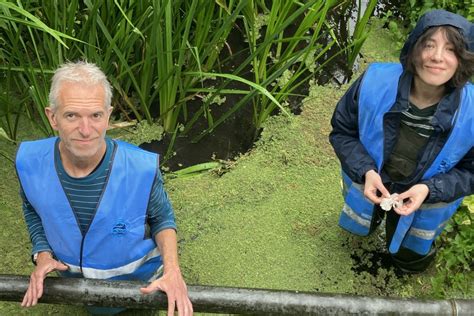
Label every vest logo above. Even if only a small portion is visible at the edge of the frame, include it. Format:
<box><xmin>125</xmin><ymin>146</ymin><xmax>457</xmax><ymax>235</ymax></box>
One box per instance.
<box><xmin>112</xmin><ymin>220</ymin><xmax>127</xmax><ymax>236</ymax></box>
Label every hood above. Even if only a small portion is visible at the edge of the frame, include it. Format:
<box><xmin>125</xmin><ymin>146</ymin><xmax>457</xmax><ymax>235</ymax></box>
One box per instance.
<box><xmin>400</xmin><ymin>9</ymin><xmax>474</xmax><ymax>67</ymax></box>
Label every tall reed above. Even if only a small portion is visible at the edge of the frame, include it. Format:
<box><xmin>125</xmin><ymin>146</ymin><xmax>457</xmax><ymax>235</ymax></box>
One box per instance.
<box><xmin>1</xmin><ymin>0</ymin><xmax>377</xmax><ymax>146</ymax></box>
<box><xmin>188</xmin><ymin>0</ymin><xmax>377</xmax><ymax>140</ymax></box>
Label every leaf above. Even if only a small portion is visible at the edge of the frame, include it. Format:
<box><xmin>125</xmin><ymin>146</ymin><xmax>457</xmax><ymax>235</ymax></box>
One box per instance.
<box><xmin>0</xmin><ymin>127</ymin><xmax>14</xmax><ymax>143</ymax></box>
<box><xmin>0</xmin><ymin>1</ymin><xmax>83</xmax><ymax>48</ymax></box>
<box><xmin>215</xmin><ymin>0</ymin><xmax>230</xmax><ymax>14</ymax></box>
<box><xmin>186</xmin><ymin>71</ymin><xmax>291</xmax><ymax>117</ymax></box>
<box><xmin>171</xmin><ymin>162</ymin><xmax>222</xmax><ymax>178</ymax></box>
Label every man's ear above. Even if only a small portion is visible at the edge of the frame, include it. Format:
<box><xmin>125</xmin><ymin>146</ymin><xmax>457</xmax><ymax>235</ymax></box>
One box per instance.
<box><xmin>45</xmin><ymin>107</ymin><xmax>58</xmax><ymax>131</ymax></box>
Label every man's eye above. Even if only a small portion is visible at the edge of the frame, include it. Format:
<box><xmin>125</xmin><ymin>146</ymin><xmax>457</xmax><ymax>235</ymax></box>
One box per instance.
<box><xmin>93</xmin><ymin>113</ymin><xmax>103</xmax><ymax>119</ymax></box>
<box><xmin>66</xmin><ymin>113</ymin><xmax>76</xmax><ymax>119</ymax></box>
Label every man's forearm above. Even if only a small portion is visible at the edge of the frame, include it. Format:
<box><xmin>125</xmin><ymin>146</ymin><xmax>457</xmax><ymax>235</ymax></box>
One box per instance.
<box><xmin>154</xmin><ymin>228</ymin><xmax>180</xmax><ymax>272</ymax></box>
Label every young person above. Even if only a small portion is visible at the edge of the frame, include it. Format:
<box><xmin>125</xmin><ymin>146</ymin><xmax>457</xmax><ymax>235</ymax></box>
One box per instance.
<box><xmin>329</xmin><ymin>9</ymin><xmax>474</xmax><ymax>272</ymax></box>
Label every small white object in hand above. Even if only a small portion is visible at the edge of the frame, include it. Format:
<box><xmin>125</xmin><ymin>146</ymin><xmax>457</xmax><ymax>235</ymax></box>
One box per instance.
<box><xmin>380</xmin><ymin>194</ymin><xmax>402</xmax><ymax>211</ymax></box>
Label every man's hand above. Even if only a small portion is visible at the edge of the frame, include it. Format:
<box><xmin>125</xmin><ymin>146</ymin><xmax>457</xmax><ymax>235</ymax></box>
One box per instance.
<box><xmin>143</xmin><ymin>228</ymin><xmax>193</xmax><ymax>315</ymax></box>
<box><xmin>22</xmin><ymin>252</ymin><xmax>68</xmax><ymax>307</ymax></box>
<box><xmin>364</xmin><ymin>170</ymin><xmax>390</xmax><ymax>204</ymax></box>
<box><xmin>394</xmin><ymin>184</ymin><xmax>429</xmax><ymax>216</ymax></box>
<box><xmin>140</xmin><ymin>268</ymin><xmax>193</xmax><ymax>316</ymax></box>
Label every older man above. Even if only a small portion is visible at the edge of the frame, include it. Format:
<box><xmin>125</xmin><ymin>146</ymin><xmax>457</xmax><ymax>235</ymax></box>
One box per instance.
<box><xmin>15</xmin><ymin>61</ymin><xmax>193</xmax><ymax>315</ymax></box>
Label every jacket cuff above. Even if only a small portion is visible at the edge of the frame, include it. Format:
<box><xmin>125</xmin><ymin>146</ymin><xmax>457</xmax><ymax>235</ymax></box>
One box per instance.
<box><xmin>31</xmin><ymin>245</ymin><xmax>53</xmax><ymax>256</ymax></box>
<box><xmin>152</xmin><ymin>223</ymin><xmax>177</xmax><ymax>239</ymax></box>
<box><xmin>421</xmin><ymin>179</ymin><xmax>438</xmax><ymax>203</ymax></box>
<box><xmin>357</xmin><ymin>165</ymin><xmax>378</xmax><ymax>184</ymax></box>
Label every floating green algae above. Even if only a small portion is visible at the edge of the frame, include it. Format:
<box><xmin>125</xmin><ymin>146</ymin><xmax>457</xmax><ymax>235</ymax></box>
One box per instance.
<box><xmin>0</xmin><ymin>19</ymin><xmax>471</xmax><ymax>315</ymax></box>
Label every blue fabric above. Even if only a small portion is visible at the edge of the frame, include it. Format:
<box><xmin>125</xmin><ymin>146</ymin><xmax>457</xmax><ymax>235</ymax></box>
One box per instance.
<box><xmin>337</xmin><ymin>63</ymin><xmax>474</xmax><ymax>255</ymax></box>
<box><xmin>392</xmin><ymin>199</ymin><xmax>462</xmax><ymax>254</ymax></box>
<box><xmin>400</xmin><ymin>9</ymin><xmax>474</xmax><ymax>67</ymax></box>
<box><xmin>339</xmin><ymin>171</ymin><xmax>374</xmax><ymax>236</ymax></box>
<box><xmin>20</xmin><ymin>138</ymin><xmax>176</xmax><ymax>256</ymax></box>
<box><xmin>358</xmin><ymin>63</ymin><xmax>403</xmax><ymax>171</ymax></box>
<box><xmin>330</xmin><ymin>10</ymin><xmax>474</xmax><ymax>204</ymax></box>
<box><xmin>20</xmin><ymin>190</ymin><xmax>53</xmax><ymax>255</ymax></box>
<box><xmin>108</xmin><ymin>256</ymin><xmax>163</xmax><ymax>281</ymax></box>
<box><xmin>16</xmin><ymin>138</ymin><xmax>161</xmax><ymax>278</ymax></box>
<box><xmin>55</xmin><ymin>138</ymin><xmax>114</xmax><ymax>235</ymax></box>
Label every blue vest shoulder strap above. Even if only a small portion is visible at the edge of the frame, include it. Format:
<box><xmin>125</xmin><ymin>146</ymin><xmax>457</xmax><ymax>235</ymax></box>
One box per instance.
<box><xmin>358</xmin><ymin>62</ymin><xmax>402</xmax><ymax>170</ymax></box>
<box><xmin>423</xmin><ymin>82</ymin><xmax>474</xmax><ymax>178</ymax></box>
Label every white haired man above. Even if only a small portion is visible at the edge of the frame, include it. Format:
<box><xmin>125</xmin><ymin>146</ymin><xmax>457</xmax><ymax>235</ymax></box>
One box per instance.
<box><xmin>16</xmin><ymin>61</ymin><xmax>193</xmax><ymax>315</ymax></box>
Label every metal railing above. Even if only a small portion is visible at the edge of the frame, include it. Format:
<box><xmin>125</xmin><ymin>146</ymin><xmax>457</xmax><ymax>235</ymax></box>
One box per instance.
<box><xmin>0</xmin><ymin>275</ymin><xmax>472</xmax><ymax>315</ymax></box>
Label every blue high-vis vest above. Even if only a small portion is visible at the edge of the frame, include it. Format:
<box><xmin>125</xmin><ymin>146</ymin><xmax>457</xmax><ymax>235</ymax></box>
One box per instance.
<box><xmin>16</xmin><ymin>137</ymin><xmax>163</xmax><ymax>281</ymax></box>
<box><xmin>339</xmin><ymin>63</ymin><xmax>474</xmax><ymax>255</ymax></box>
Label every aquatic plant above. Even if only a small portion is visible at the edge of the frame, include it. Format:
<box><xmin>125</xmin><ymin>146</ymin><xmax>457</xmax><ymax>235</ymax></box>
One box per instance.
<box><xmin>0</xmin><ymin>0</ymin><xmax>377</xmax><ymax>145</ymax></box>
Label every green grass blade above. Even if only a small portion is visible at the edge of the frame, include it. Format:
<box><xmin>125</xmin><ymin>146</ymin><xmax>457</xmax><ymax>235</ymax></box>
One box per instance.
<box><xmin>186</xmin><ymin>72</ymin><xmax>290</xmax><ymax>117</ymax></box>
<box><xmin>171</xmin><ymin>162</ymin><xmax>222</xmax><ymax>178</ymax></box>
<box><xmin>0</xmin><ymin>2</ymin><xmax>83</xmax><ymax>47</ymax></box>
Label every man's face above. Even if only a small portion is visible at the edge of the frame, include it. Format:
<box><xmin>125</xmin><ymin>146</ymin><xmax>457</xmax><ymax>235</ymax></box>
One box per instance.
<box><xmin>46</xmin><ymin>81</ymin><xmax>111</xmax><ymax>163</ymax></box>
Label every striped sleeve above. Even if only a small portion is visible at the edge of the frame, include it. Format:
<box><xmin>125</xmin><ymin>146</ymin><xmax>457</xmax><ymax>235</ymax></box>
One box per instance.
<box><xmin>147</xmin><ymin>170</ymin><xmax>177</xmax><ymax>237</ymax></box>
<box><xmin>20</xmin><ymin>188</ymin><xmax>53</xmax><ymax>255</ymax></box>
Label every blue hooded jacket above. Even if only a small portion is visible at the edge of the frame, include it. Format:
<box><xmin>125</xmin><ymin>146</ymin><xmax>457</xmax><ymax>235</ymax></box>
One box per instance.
<box><xmin>329</xmin><ymin>10</ymin><xmax>474</xmax><ymax>254</ymax></box>
<box><xmin>330</xmin><ymin>9</ymin><xmax>474</xmax><ymax>203</ymax></box>
<box><xmin>400</xmin><ymin>9</ymin><xmax>474</xmax><ymax>67</ymax></box>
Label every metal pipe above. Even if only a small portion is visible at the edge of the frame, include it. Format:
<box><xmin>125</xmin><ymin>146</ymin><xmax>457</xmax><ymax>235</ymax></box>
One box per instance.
<box><xmin>0</xmin><ymin>274</ymin><xmax>472</xmax><ymax>315</ymax></box>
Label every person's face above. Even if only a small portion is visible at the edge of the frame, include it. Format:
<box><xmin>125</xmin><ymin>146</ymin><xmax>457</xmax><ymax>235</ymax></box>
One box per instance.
<box><xmin>45</xmin><ymin>81</ymin><xmax>112</xmax><ymax>162</ymax></box>
<box><xmin>415</xmin><ymin>28</ymin><xmax>459</xmax><ymax>88</ymax></box>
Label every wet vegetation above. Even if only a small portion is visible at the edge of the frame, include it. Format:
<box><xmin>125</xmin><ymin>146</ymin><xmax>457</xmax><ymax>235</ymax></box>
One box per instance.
<box><xmin>0</xmin><ymin>19</ymin><xmax>472</xmax><ymax>315</ymax></box>
<box><xmin>0</xmin><ymin>1</ymin><xmax>375</xmax><ymax>148</ymax></box>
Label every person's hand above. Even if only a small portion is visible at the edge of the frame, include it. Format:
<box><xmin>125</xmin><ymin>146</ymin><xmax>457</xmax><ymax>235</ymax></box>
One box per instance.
<box><xmin>364</xmin><ymin>169</ymin><xmax>390</xmax><ymax>204</ymax></box>
<box><xmin>394</xmin><ymin>184</ymin><xmax>429</xmax><ymax>216</ymax></box>
<box><xmin>22</xmin><ymin>252</ymin><xmax>68</xmax><ymax>307</ymax></box>
<box><xmin>140</xmin><ymin>268</ymin><xmax>193</xmax><ymax>316</ymax></box>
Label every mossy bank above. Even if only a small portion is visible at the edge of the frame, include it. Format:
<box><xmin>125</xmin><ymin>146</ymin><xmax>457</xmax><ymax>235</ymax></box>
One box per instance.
<box><xmin>0</xmin><ymin>20</ymin><xmax>471</xmax><ymax>315</ymax></box>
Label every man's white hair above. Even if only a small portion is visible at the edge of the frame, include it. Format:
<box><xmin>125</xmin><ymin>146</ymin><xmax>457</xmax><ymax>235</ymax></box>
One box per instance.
<box><xmin>49</xmin><ymin>61</ymin><xmax>112</xmax><ymax>111</ymax></box>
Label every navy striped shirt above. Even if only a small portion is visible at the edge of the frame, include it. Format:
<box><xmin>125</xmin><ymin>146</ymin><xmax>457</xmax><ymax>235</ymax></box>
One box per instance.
<box><xmin>401</xmin><ymin>102</ymin><xmax>437</xmax><ymax>138</ymax></box>
<box><xmin>21</xmin><ymin>138</ymin><xmax>176</xmax><ymax>255</ymax></box>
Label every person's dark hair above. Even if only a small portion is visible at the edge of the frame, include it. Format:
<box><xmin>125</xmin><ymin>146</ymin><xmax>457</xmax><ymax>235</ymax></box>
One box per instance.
<box><xmin>405</xmin><ymin>25</ymin><xmax>474</xmax><ymax>88</ymax></box>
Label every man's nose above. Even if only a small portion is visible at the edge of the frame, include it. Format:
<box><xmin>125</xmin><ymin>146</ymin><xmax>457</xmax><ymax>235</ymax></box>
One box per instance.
<box><xmin>78</xmin><ymin>118</ymin><xmax>92</xmax><ymax>136</ymax></box>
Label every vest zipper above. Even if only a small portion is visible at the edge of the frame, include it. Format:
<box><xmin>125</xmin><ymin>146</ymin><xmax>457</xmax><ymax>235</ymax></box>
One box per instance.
<box><xmin>78</xmin><ymin>141</ymin><xmax>118</xmax><ymax>275</ymax></box>
<box><xmin>79</xmin><ymin>236</ymin><xmax>86</xmax><ymax>275</ymax></box>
